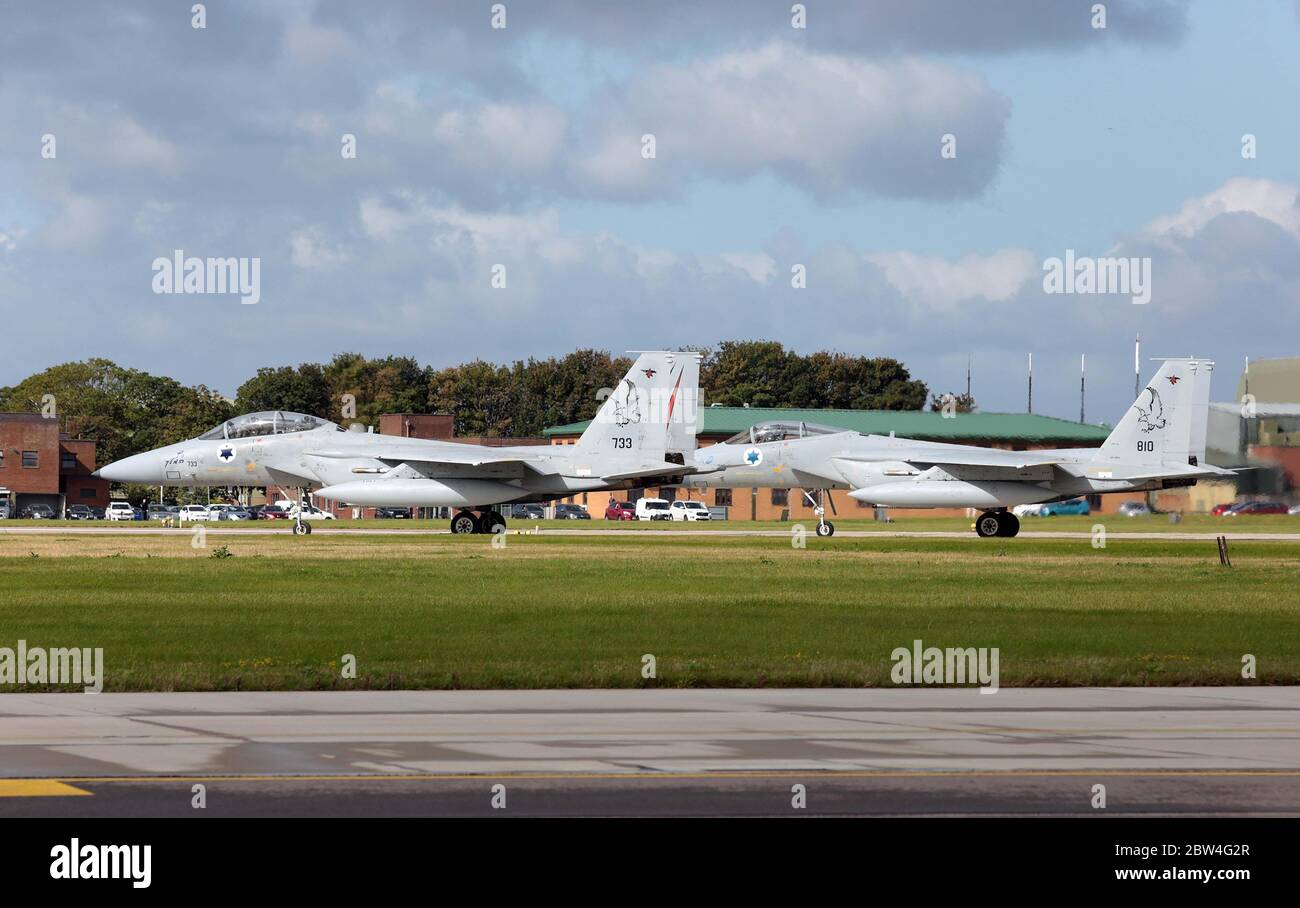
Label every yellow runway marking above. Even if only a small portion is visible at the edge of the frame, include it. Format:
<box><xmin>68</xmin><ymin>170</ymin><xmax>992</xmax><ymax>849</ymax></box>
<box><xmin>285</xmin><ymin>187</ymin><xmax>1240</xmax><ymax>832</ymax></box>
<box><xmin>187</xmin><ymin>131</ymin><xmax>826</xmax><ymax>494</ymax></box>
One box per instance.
<box><xmin>0</xmin><ymin>779</ymin><xmax>92</xmax><ymax>797</ymax></box>
<box><xmin>41</xmin><ymin>769</ymin><xmax>1300</xmax><ymax>784</ymax></box>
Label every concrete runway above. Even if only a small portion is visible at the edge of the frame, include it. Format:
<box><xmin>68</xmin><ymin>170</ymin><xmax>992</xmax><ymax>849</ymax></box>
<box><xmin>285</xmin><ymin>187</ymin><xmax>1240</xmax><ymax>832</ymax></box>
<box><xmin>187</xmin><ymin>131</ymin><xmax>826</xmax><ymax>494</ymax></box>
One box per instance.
<box><xmin>3</xmin><ymin>525</ymin><xmax>1298</xmax><ymax>541</ymax></box>
<box><xmin>2</xmin><ymin>688</ymin><xmax>1298</xmax><ymax>816</ymax></box>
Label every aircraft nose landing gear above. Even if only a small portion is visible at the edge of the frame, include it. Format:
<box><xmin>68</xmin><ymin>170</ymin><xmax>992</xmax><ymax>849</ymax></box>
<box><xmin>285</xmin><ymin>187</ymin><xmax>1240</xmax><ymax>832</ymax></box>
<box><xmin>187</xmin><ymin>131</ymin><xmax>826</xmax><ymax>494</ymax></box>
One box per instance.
<box><xmin>802</xmin><ymin>489</ymin><xmax>835</xmax><ymax>537</ymax></box>
<box><xmin>975</xmin><ymin>510</ymin><xmax>1020</xmax><ymax>538</ymax></box>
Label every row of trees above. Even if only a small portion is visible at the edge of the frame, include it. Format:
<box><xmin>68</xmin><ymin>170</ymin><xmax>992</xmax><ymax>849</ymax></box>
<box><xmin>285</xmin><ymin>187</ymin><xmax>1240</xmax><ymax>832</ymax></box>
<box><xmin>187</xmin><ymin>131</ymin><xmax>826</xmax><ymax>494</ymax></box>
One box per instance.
<box><xmin>0</xmin><ymin>342</ymin><xmax>937</xmax><ymax>461</ymax></box>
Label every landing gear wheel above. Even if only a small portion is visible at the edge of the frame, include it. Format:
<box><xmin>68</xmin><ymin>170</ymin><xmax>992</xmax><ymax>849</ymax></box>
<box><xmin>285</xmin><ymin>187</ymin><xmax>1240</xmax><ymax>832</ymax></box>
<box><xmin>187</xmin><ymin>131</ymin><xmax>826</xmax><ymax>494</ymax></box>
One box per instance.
<box><xmin>451</xmin><ymin>511</ymin><xmax>478</xmax><ymax>534</ymax></box>
<box><xmin>478</xmin><ymin>511</ymin><xmax>506</xmax><ymax>535</ymax></box>
<box><xmin>816</xmin><ymin>521</ymin><xmax>835</xmax><ymax>537</ymax></box>
<box><xmin>997</xmin><ymin>513</ymin><xmax>1020</xmax><ymax>538</ymax></box>
<box><xmin>292</xmin><ymin>521</ymin><xmax>311</xmax><ymax>536</ymax></box>
<box><xmin>975</xmin><ymin>512</ymin><xmax>1003</xmax><ymax>538</ymax></box>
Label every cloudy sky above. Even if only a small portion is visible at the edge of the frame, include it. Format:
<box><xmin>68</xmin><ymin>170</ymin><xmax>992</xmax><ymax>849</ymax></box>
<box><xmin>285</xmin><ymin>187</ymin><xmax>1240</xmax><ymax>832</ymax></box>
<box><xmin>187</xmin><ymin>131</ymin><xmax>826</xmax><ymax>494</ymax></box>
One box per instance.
<box><xmin>2</xmin><ymin>0</ymin><xmax>1299</xmax><ymax>422</ymax></box>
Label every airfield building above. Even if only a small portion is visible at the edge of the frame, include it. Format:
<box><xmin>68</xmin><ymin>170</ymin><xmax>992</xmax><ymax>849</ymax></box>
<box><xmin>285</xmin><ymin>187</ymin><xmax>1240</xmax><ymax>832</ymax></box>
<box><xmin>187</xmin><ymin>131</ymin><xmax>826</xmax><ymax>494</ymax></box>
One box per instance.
<box><xmin>0</xmin><ymin>413</ymin><xmax>109</xmax><ymax>516</ymax></box>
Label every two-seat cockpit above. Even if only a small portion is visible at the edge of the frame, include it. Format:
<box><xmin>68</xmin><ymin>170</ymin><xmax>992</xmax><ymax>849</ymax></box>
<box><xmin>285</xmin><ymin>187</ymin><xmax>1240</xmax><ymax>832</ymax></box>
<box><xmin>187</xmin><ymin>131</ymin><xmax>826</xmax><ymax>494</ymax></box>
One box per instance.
<box><xmin>722</xmin><ymin>420</ymin><xmax>847</xmax><ymax>446</ymax></box>
<box><xmin>197</xmin><ymin>411</ymin><xmax>341</xmax><ymax>441</ymax></box>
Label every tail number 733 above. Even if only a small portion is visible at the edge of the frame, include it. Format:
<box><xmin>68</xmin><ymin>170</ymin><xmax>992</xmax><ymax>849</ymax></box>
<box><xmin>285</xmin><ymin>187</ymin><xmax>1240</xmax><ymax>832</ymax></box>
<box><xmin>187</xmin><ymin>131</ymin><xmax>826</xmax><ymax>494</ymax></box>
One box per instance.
<box><xmin>612</xmin><ymin>437</ymin><xmax>633</xmax><ymax>449</ymax></box>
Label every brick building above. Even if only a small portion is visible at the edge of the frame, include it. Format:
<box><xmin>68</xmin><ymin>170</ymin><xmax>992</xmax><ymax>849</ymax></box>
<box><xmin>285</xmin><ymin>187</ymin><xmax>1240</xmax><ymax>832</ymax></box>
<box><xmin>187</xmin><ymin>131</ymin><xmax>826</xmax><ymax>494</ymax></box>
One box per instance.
<box><xmin>0</xmin><ymin>413</ymin><xmax>109</xmax><ymax>515</ymax></box>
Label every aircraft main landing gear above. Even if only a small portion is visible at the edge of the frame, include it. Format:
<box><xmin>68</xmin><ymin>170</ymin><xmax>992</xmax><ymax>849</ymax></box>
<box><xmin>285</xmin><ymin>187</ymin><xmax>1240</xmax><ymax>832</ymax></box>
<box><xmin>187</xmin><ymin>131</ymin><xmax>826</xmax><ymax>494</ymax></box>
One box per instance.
<box><xmin>477</xmin><ymin>510</ymin><xmax>506</xmax><ymax>535</ymax></box>
<box><xmin>975</xmin><ymin>510</ymin><xmax>1019</xmax><ymax>538</ymax></box>
<box><xmin>450</xmin><ymin>509</ymin><xmax>508</xmax><ymax>534</ymax></box>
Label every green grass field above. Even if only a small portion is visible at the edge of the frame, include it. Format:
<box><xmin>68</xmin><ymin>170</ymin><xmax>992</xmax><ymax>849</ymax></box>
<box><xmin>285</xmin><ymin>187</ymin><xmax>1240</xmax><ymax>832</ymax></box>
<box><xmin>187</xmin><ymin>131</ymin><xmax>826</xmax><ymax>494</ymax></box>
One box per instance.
<box><xmin>1</xmin><ymin>527</ymin><xmax>1297</xmax><ymax>691</ymax></box>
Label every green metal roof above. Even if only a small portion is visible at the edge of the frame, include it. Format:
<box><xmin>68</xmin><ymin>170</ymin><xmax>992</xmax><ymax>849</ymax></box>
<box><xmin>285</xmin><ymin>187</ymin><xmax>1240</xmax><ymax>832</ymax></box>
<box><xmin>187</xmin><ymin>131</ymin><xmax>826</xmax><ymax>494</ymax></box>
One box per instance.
<box><xmin>544</xmin><ymin>406</ymin><xmax>1112</xmax><ymax>444</ymax></box>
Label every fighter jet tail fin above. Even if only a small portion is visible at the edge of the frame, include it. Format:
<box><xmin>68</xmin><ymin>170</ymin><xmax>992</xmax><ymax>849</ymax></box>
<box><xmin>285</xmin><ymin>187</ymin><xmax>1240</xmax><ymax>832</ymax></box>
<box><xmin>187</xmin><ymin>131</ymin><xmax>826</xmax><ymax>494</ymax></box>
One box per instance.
<box><xmin>1092</xmin><ymin>358</ymin><xmax>1214</xmax><ymax>469</ymax></box>
<box><xmin>574</xmin><ymin>351</ymin><xmax>701</xmax><ymax>462</ymax></box>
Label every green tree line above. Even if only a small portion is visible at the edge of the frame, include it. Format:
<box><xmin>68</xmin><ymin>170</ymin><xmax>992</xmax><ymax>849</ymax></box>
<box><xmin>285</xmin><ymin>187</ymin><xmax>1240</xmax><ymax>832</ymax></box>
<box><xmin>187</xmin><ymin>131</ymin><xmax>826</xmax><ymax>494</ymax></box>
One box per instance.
<box><xmin>0</xmin><ymin>342</ymin><xmax>929</xmax><ymax>463</ymax></box>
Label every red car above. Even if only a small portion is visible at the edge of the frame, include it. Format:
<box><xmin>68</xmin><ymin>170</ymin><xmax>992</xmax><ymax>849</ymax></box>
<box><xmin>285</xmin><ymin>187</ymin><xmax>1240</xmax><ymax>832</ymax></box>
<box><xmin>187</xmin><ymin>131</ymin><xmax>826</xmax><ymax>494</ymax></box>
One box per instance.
<box><xmin>1210</xmin><ymin>502</ymin><xmax>1236</xmax><ymax>516</ymax></box>
<box><xmin>1224</xmin><ymin>501</ymin><xmax>1289</xmax><ymax>516</ymax></box>
<box><xmin>605</xmin><ymin>501</ymin><xmax>635</xmax><ymax>520</ymax></box>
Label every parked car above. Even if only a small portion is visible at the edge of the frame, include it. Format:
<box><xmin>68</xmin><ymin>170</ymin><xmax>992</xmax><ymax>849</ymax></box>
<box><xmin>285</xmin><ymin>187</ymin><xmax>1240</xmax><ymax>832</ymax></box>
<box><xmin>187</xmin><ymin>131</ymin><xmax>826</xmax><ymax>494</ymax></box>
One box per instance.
<box><xmin>146</xmin><ymin>503</ymin><xmax>180</xmax><ymax>521</ymax></box>
<box><xmin>1116</xmin><ymin>501</ymin><xmax>1151</xmax><ymax>517</ymax></box>
<box><xmin>1225</xmin><ymin>500</ymin><xmax>1289</xmax><ymax>516</ymax></box>
<box><xmin>635</xmin><ymin>498</ymin><xmax>672</xmax><ymax>521</ymax></box>
<box><xmin>106</xmin><ymin>501</ymin><xmax>137</xmax><ymax>521</ymax></box>
<box><xmin>206</xmin><ymin>504</ymin><xmax>251</xmax><ymax>521</ymax></box>
<box><xmin>178</xmin><ymin>505</ymin><xmax>211</xmax><ymax>522</ymax></box>
<box><xmin>553</xmin><ymin>503</ymin><xmax>590</xmax><ymax>520</ymax></box>
<box><xmin>1289</xmin><ymin>504</ymin><xmax>1300</xmax><ymax>516</ymax></box>
<box><xmin>375</xmin><ymin>507</ymin><xmax>412</xmax><ymax>519</ymax></box>
<box><xmin>66</xmin><ymin>504</ymin><xmax>95</xmax><ymax>520</ymax></box>
<box><xmin>289</xmin><ymin>505</ymin><xmax>336</xmax><ymax>520</ymax></box>
<box><xmin>89</xmin><ymin>506</ymin><xmax>105</xmax><ymax>519</ymax></box>
<box><xmin>605</xmin><ymin>501</ymin><xmax>635</xmax><ymax>520</ymax></box>
<box><xmin>511</xmin><ymin>503</ymin><xmax>545</xmax><ymax>520</ymax></box>
<box><xmin>669</xmin><ymin>500</ymin><xmax>711</xmax><ymax>521</ymax></box>
<box><xmin>0</xmin><ymin>501</ymin><xmax>10</xmax><ymax>519</ymax></box>
<box><xmin>20</xmin><ymin>503</ymin><xmax>56</xmax><ymax>519</ymax></box>
<box><xmin>260</xmin><ymin>504</ymin><xmax>292</xmax><ymax>520</ymax></box>
<box><xmin>1211</xmin><ymin>502</ymin><xmax>1239</xmax><ymax>516</ymax></box>
<box><xmin>1011</xmin><ymin>503</ymin><xmax>1044</xmax><ymax>517</ymax></box>
<box><xmin>1038</xmin><ymin>498</ymin><xmax>1090</xmax><ymax>516</ymax></box>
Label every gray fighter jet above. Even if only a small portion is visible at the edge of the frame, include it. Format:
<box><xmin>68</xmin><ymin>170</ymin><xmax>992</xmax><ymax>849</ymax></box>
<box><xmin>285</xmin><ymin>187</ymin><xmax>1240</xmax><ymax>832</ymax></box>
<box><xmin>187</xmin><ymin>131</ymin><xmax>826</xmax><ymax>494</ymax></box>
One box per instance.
<box><xmin>681</xmin><ymin>358</ymin><xmax>1230</xmax><ymax>538</ymax></box>
<box><xmin>96</xmin><ymin>351</ymin><xmax>701</xmax><ymax>535</ymax></box>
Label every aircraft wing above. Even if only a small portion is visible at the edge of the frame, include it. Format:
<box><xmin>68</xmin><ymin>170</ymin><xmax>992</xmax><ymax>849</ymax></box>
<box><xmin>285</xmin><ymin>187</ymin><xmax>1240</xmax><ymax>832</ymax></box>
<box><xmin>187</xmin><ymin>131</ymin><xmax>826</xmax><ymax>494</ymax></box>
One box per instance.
<box><xmin>304</xmin><ymin>445</ymin><xmax>548</xmax><ymax>471</ymax></box>
<box><xmin>840</xmin><ymin>448</ymin><xmax>1065</xmax><ymax>471</ymax></box>
<box><xmin>598</xmin><ymin>463</ymin><xmax>693</xmax><ymax>483</ymax></box>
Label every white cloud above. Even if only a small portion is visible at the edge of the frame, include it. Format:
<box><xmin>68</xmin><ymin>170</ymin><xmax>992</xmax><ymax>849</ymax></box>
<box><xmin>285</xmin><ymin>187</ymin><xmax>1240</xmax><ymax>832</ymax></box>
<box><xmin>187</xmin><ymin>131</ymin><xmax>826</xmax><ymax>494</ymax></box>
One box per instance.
<box><xmin>715</xmin><ymin>252</ymin><xmax>777</xmax><ymax>284</ymax></box>
<box><xmin>0</xmin><ymin>227</ymin><xmax>25</xmax><ymax>254</ymax></box>
<box><xmin>1142</xmin><ymin>178</ymin><xmax>1300</xmax><ymax>239</ymax></box>
<box><xmin>432</xmin><ymin>103</ymin><xmax>568</xmax><ymax>175</ymax></box>
<box><xmin>290</xmin><ymin>227</ymin><xmax>351</xmax><ymax>270</ymax></box>
<box><xmin>101</xmin><ymin>114</ymin><xmax>182</xmax><ymax>176</ymax></box>
<box><xmin>41</xmin><ymin>191</ymin><xmax>111</xmax><ymax>250</ymax></box>
<box><xmin>573</xmin><ymin>43</ymin><xmax>1009</xmax><ymax>199</ymax></box>
<box><xmin>284</xmin><ymin>20</ymin><xmax>357</xmax><ymax>67</ymax></box>
<box><xmin>867</xmin><ymin>248</ymin><xmax>1037</xmax><ymax>310</ymax></box>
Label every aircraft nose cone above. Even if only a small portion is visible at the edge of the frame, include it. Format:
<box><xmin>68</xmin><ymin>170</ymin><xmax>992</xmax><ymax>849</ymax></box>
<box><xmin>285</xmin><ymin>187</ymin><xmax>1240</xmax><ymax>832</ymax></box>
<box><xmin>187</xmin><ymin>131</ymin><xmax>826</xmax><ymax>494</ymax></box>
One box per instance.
<box><xmin>97</xmin><ymin>453</ymin><xmax>158</xmax><ymax>484</ymax></box>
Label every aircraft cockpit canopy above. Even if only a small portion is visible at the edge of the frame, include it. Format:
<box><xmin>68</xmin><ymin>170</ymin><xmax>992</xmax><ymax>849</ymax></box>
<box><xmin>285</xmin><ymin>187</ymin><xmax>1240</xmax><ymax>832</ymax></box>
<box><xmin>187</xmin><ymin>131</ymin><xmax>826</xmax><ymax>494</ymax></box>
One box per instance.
<box><xmin>723</xmin><ymin>420</ymin><xmax>846</xmax><ymax>445</ymax></box>
<box><xmin>197</xmin><ymin>411</ymin><xmax>339</xmax><ymax>441</ymax></box>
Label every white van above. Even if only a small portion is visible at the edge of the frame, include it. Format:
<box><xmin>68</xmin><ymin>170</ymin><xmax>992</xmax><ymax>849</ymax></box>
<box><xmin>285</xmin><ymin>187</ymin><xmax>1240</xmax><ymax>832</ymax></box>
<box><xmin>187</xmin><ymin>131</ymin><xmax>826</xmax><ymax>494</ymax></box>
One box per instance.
<box><xmin>635</xmin><ymin>498</ymin><xmax>672</xmax><ymax>521</ymax></box>
<box><xmin>105</xmin><ymin>501</ymin><xmax>136</xmax><ymax>521</ymax></box>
